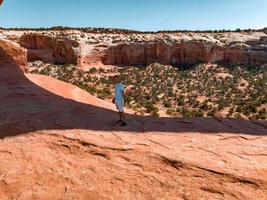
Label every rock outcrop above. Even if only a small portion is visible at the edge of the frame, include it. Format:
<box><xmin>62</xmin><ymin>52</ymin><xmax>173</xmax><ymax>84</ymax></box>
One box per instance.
<box><xmin>103</xmin><ymin>40</ymin><xmax>267</xmax><ymax>66</ymax></box>
<box><xmin>0</xmin><ymin>38</ymin><xmax>27</xmax><ymax>72</ymax></box>
<box><xmin>20</xmin><ymin>34</ymin><xmax>80</xmax><ymax>65</ymax></box>
<box><xmin>15</xmin><ymin>31</ymin><xmax>267</xmax><ymax>69</ymax></box>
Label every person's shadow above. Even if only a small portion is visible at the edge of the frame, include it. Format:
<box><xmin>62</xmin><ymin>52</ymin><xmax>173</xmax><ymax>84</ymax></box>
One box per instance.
<box><xmin>0</xmin><ymin>45</ymin><xmax>266</xmax><ymax>139</ymax></box>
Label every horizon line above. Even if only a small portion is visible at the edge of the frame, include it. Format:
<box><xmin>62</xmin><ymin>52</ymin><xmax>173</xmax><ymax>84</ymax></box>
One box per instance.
<box><xmin>1</xmin><ymin>26</ymin><xmax>267</xmax><ymax>33</ymax></box>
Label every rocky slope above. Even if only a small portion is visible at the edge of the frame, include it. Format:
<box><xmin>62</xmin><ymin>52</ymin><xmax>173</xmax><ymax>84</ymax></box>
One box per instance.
<box><xmin>1</xmin><ymin>30</ymin><xmax>267</xmax><ymax>70</ymax></box>
<box><xmin>1</xmin><ymin>36</ymin><xmax>267</xmax><ymax>199</ymax></box>
<box><xmin>0</xmin><ymin>38</ymin><xmax>27</xmax><ymax>72</ymax></box>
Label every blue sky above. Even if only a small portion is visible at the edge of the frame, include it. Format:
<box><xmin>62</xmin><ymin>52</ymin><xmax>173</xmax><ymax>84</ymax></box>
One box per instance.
<box><xmin>0</xmin><ymin>0</ymin><xmax>266</xmax><ymax>31</ymax></box>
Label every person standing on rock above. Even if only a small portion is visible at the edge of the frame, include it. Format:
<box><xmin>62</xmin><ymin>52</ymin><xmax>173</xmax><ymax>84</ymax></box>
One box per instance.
<box><xmin>113</xmin><ymin>75</ymin><xmax>127</xmax><ymax>126</ymax></box>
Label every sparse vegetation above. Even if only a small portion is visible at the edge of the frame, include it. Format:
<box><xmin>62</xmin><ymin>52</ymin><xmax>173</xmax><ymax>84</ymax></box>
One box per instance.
<box><xmin>29</xmin><ymin>62</ymin><xmax>267</xmax><ymax>119</ymax></box>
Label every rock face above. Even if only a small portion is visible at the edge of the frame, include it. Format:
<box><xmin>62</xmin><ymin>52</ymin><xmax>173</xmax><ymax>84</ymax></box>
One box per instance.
<box><xmin>0</xmin><ymin>38</ymin><xmax>27</xmax><ymax>72</ymax></box>
<box><xmin>79</xmin><ymin>43</ymin><xmax>109</xmax><ymax>67</ymax></box>
<box><xmin>103</xmin><ymin>41</ymin><xmax>214</xmax><ymax>66</ymax></box>
<box><xmin>20</xmin><ymin>34</ymin><xmax>80</xmax><ymax>65</ymax></box>
<box><xmin>103</xmin><ymin>41</ymin><xmax>267</xmax><ymax>66</ymax></box>
<box><xmin>16</xmin><ymin>31</ymin><xmax>267</xmax><ymax>69</ymax></box>
<box><xmin>1</xmin><ymin>35</ymin><xmax>267</xmax><ymax>199</ymax></box>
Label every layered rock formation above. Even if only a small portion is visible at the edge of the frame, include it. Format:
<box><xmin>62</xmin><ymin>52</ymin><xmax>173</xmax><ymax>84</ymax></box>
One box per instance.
<box><xmin>10</xmin><ymin>30</ymin><xmax>267</xmax><ymax>69</ymax></box>
<box><xmin>20</xmin><ymin>34</ymin><xmax>79</xmax><ymax>65</ymax></box>
<box><xmin>104</xmin><ymin>41</ymin><xmax>267</xmax><ymax>66</ymax></box>
<box><xmin>0</xmin><ymin>36</ymin><xmax>267</xmax><ymax>199</ymax></box>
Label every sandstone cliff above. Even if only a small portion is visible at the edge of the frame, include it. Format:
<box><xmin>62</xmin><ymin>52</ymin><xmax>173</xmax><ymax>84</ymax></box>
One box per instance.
<box><xmin>11</xmin><ymin>30</ymin><xmax>266</xmax><ymax>69</ymax></box>
<box><xmin>20</xmin><ymin>34</ymin><xmax>80</xmax><ymax>65</ymax></box>
<box><xmin>103</xmin><ymin>41</ymin><xmax>267</xmax><ymax>66</ymax></box>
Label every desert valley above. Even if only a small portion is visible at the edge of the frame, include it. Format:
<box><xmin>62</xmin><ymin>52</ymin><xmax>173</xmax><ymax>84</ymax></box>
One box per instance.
<box><xmin>2</xmin><ymin>28</ymin><xmax>267</xmax><ymax>119</ymax></box>
<box><xmin>0</xmin><ymin>27</ymin><xmax>267</xmax><ymax>199</ymax></box>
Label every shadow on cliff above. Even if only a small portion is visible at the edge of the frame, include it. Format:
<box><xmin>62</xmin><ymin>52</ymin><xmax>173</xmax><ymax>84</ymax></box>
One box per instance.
<box><xmin>0</xmin><ymin>46</ymin><xmax>266</xmax><ymax>139</ymax></box>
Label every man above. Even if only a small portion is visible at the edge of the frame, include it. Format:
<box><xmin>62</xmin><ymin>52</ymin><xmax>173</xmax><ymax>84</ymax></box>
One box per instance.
<box><xmin>113</xmin><ymin>76</ymin><xmax>127</xmax><ymax>126</ymax></box>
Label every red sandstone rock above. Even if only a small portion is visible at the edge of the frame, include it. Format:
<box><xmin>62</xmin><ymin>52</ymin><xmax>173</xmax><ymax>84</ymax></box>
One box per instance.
<box><xmin>0</xmin><ymin>39</ymin><xmax>27</xmax><ymax>72</ymax></box>
<box><xmin>23</xmin><ymin>34</ymin><xmax>267</xmax><ymax>68</ymax></box>
<box><xmin>103</xmin><ymin>41</ymin><xmax>267</xmax><ymax>66</ymax></box>
<box><xmin>20</xmin><ymin>34</ymin><xmax>56</xmax><ymax>63</ymax></box>
<box><xmin>18</xmin><ymin>33</ymin><xmax>267</xmax><ymax>69</ymax></box>
<box><xmin>54</xmin><ymin>39</ymin><xmax>79</xmax><ymax>64</ymax></box>
<box><xmin>20</xmin><ymin>34</ymin><xmax>79</xmax><ymax>65</ymax></box>
<box><xmin>78</xmin><ymin>43</ymin><xmax>108</xmax><ymax>69</ymax></box>
<box><xmin>20</xmin><ymin>34</ymin><xmax>56</xmax><ymax>49</ymax></box>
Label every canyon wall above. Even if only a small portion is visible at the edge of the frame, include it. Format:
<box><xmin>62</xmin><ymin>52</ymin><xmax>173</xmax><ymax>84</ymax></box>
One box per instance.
<box><xmin>103</xmin><ymin>41</ymin><xmax>267</xmax><ymax>66</ymax></box>
<box><xmin>19</xmin><ymin>32</ymin><xmax>267</xmax><ymax>69</ymax></box>
<box><xmin>20</xmin><ymin>34</ymin><xmax>80</xmax><ymax>65</ymax></box>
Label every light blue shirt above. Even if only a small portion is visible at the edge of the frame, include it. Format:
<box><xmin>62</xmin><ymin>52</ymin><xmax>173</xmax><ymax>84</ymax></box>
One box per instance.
<box><xmin>115</xmin><ymin>83</ymin><xmax>124</xmax><ymax>102</ymax></box>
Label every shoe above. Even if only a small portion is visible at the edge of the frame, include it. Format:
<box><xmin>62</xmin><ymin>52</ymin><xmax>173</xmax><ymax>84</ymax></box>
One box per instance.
<box><xmin>116</xmin><ymin>119</ymin><xmax>123</xmax><ymax>124</ymax></box>
<box><xmin>120</xmin><ymin>121</ymin><xmax>127</xmax><ymax>127</ymax></box>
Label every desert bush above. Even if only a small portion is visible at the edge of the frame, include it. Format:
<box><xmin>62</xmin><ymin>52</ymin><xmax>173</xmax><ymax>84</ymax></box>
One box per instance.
<box><xmin>144</xmin><ymin>101</ymin><xmax>159</xmax><ymax>116</ymax></box>
<box><xmin>163</xmin><ymin>99</ymin><xmax>172</xmax><ymax>108</ymax></box>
